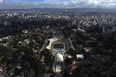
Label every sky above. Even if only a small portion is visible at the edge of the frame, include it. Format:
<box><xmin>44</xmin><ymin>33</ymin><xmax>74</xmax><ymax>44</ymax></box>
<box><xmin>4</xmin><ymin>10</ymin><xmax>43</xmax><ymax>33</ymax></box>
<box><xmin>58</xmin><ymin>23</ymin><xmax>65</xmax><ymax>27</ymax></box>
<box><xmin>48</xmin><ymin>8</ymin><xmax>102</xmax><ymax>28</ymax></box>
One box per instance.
<box><xmin>0</xmin><ymin>0</ymin><xmax>116</xmax><ymax>9</ymax></box>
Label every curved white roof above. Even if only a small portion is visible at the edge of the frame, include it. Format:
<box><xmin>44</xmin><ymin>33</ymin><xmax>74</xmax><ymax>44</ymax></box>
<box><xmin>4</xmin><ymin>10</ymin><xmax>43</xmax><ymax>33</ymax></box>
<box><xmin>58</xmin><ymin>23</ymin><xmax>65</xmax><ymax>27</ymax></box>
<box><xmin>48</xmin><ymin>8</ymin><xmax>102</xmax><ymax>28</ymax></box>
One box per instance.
<box><xmin>55</xmin><ymin>53</ymin><xmax>63</xmax><ymax>62</ymax></box>
<box><xmin>56</xmin><ymin>64</ymin><xmax>62</xmax><ymax>73</ymax></box>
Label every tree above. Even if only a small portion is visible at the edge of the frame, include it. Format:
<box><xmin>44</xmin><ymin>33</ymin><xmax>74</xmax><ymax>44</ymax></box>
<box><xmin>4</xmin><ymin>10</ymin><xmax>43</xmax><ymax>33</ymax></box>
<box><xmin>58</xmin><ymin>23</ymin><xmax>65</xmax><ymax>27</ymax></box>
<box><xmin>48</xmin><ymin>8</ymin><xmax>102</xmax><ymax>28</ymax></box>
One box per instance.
<box><xmin>0</xmin><ymin>46</ymin><xmax>13</xmax><ymax>63</ymax></box>
<box><xmin>36</xmin><ymin>74</ymin><xmax>42</xmax><ymax>77</ymax></box>
<box><xmin>0</xmin><ymin>39</ymin><xmax>8</xmax><ymax>43</ymax></box>
<box><xmin>68</xmin><ymin>48</ymin><xmax>74</xmax><ymax>54</ymax></box>
<box><xmin>72</xmin><ymin>67</ymin><xmax>82</xmax><ymax>77</ymax></box>
<box><xmin>68</xmin><ymin>48</ymin><xmax>78</xmax><ymax>56</ymax></box>
<box><xmin>63</xmin><ymin>67</ymin><xmax>71</xmax><ymax>77</ymax></box>
<box><xmin>41</xmin><ymin>49</ymin><xmax>50</xmax><ymax>56</ymax></box>
<box><xmin>65</xmin><ymin>58</ymin><xmax>73</xmax><ymax>65</ymax></box>
<box><xmin>48</xmin><ymin>66</ymin><xmax>53</xmax><ymax>73</ymax></box>
<box><xmin>32</xmin><ymin>60</ymin><xmax>46</xmax><ymax>77</ymax></box>
<box><xmin>2</xmin><ymin>55</ymin><xmax>9</xmax><ymax>62</ymax></box>
<box><xmin>41</xmin><ymin>49</ymin><xmax>53</xmax><ymax>66</ymax></box>
<box><xmin>50</xmin><ymin>73</ymin><xmax>57</xmax><ymax>77</ymax></box>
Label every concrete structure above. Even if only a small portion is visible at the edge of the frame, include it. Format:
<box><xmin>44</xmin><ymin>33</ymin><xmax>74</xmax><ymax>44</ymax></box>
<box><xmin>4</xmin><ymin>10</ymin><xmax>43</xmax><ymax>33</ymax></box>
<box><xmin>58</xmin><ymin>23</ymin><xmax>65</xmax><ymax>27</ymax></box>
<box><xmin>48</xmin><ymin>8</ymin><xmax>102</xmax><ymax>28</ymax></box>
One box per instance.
<box><xmin>22</xmin><ymin>29</ymin><xmax>28</xmax><ymax>34</ymax></box>
<box><xmin>46</xmin><ymin>38</ymin><xmax>66</xmax><ymax>56</ymax></box>
<box><xmin>76</xmin><ymin>54</ymin><xmax>84</xmax><ymax>60</ymax></box>
<box><xmin>53</xmin><ymin>53</ymin><xmax>64</xmax><ymax>73</ymax></box>
<box><xmin>46</xmin><ymin>38</ymin><xmax>62</xmax><ymax>50</ymax></box>
<box><xmin>46</xmin><ymin>38</ymin><xmax>66</xmax><ymax>73</ymax></box>
<box><xmin>55</xmin><ymin>53</ymin><xmax>63</xmax><ymax>62</ymax></box>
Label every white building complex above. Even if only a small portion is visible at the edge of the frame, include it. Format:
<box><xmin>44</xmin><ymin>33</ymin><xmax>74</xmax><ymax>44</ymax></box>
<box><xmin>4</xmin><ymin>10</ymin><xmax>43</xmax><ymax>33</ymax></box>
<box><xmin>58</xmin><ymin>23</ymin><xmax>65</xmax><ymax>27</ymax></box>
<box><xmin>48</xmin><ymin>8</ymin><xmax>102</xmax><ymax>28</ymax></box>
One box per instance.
<box><xmin>46</xmin><ymin>38</ymin><xmax>66</xmax><ymax>73</ymax></box>
<box><xmin>53</xmin><ymin>53</ymin><xmax>64</xmax><ymax>73</ymax></box>
<box><xmin>46</xmin><ymin>38</ymin><xmax>66</xmax><ymax>56</ymax></box>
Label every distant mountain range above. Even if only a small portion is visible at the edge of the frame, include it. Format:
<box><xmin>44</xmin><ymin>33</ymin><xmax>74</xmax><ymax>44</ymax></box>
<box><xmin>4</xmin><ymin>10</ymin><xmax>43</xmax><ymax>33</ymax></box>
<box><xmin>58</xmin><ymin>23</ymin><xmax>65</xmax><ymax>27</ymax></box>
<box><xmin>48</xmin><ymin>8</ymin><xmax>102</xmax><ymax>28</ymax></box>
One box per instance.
<box><xmin>0</xmin><ymin>8</ymin><xmax>116</xmax><ymax>11</ymax></box>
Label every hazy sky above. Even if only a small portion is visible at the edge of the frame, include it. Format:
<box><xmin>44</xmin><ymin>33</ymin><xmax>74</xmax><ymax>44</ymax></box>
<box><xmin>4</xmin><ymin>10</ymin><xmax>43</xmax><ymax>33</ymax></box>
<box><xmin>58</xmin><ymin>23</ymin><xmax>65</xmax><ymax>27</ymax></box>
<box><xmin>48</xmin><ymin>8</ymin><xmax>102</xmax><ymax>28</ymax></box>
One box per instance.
<box><xmin>0</xmin><ymin>0</ymin><xmax>116</xmax><ymax>9</ymax></box>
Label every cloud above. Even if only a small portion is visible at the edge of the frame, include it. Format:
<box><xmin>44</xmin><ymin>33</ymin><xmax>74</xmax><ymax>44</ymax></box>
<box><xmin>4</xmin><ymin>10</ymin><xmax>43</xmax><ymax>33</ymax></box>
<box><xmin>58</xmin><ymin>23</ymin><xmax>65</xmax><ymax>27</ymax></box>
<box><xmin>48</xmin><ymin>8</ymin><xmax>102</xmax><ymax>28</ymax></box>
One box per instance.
<box><xmin>0</xmin><ymin>0</ymin><xmax>3</xmax><ymax>2</ymax></box>
<box><xmin>5</xmin><ymin>0</ymin><xmax>8</xmax><ymax>2</ymax></box>
<box><xmin>0</xmin><ymin>0</ymin><xmax>116</xmax><ymax>9</ymax></box>
<box><xmin>44</xmin><ymin>0</ymin><xmax>70</xmax><ymax>2</ymax></box>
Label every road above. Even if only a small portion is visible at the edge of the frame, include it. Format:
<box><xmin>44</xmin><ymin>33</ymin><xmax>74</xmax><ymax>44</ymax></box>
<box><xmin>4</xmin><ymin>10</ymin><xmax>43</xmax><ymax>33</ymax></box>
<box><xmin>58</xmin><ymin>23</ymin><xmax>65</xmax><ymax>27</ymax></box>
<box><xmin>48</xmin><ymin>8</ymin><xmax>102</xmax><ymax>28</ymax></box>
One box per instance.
<box><xmin>40</xmin><ymin>39</ymin><xmax>48</xmax><ymax>52</ymax></box>
<box><xmin>68</xmin><ymin>37</ymin><xmax>76</xmax><ymax>50</ymax></box>
<box><xmin>45</xmin><ymin>73</ymin><xmax>52</xmax><ymax>77</ymax></box>
<box><xmin>64</xmin><ymin>38</ymin><xmax>71</xmax><ymax>52</ymax></box>
<box><xmin>85</xmin><ymin>40</ymin><xmax>116</xmax><ymax>47</ymax></box>
<box><xmin>53</xmin><ymin>31</ymin><xmax>64</xmax><ymax>38</ymax></box>
<box><xmin>45</xmin><ymin>66</ymin><xmax>51</xmax><ymax>77</ymax></box>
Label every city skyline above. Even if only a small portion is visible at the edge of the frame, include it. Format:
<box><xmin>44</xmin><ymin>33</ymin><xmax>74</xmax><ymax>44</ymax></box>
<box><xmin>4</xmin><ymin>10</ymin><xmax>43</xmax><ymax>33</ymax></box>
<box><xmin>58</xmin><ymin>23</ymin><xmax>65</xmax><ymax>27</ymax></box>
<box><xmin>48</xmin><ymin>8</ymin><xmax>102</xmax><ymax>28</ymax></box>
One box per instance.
<box><xmin>0</xmin><ymin>4</ymin><xmax>116</xmax><ymax>77</ymax></box>
<box><xmin>0</xmin><ymin>0</ymin><xmax>116</xmax><ymax>9</ymax></box>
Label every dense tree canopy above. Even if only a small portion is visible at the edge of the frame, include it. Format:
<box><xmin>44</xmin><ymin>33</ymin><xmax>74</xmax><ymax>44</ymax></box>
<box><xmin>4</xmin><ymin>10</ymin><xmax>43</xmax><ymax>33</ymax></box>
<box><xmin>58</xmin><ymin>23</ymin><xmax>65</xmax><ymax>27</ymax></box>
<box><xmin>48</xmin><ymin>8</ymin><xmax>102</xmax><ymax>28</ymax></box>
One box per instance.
<box><xmin>41</xmin><ymin>49</ymin><xmax>53</xmax><ymax>66</ymax></box>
